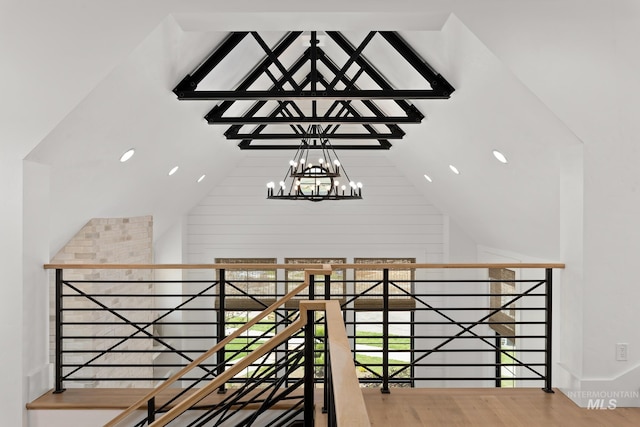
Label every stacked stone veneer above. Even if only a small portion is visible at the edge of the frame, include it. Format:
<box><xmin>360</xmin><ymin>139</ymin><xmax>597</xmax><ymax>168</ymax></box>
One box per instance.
<box><xmin>50</xmin><ymin>216</ymin><xmax>154</xmax><ymax>388</ymax></box>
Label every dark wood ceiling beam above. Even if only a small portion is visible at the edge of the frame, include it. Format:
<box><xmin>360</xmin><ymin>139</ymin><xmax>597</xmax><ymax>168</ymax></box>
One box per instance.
<box><xmin>238</xmin><ymin>142</ymin><xmax>392</xmax><ymax>150</ymax></box>
<box><xmin>173</xmin><ymin>32</ymin><xmax>249</xmax><ymax>92</ymax></box>
<box><xmin>205</xmin><ymin>51</ymin><xmax>311</xmax><ymax>123</ymax></box>
<box><xmin>208</xmin><ymin>116</ymin><xmax>421</xmax><ymax>125</ymax></box>
<box><xmin>177</xmin><ymin>89</ymin><xmax>450</xmax><ymax>101</ymax></box>
<box><xmin>317</xmin><ymin>52</ymin><xmax>424</xmax><ymax>123</ymax></box>
<box><xmin>327</xmin><ymin>31</ymin><xmax>376</xmax><ymax>91</ymax></box>
<box><xmin>177</xmin><ymin>31</ymin><xmax>303</xmax><ymax>101</ymax></box>
<box><xmin>316</xmin><ymin>64</ymin><xmax>408</xmax><ymax>140</ymax></box>
<box><xmin>250</xmin><ymin>32</ymin><xmax>300</xmax><ymax>91</ymax></box>
<box><xmin>226</xmin><ymin>132</ymin><xmax>403</xmax><ymax>140</ymax></box>
<box><xmin>378</xmin><ymin>31</ymin><xmax>455</xmax><ymax>95</ymax></box>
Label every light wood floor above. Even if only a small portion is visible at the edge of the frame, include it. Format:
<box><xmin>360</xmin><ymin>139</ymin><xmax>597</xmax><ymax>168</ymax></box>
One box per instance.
<box><xmin>28</xmin><ymin>387</ymin><xmax>640</xmax><ymax>426</ymax></box>
<box><xmin>360</xmin><ymin>388</ymin><xmax>640</xmax><ymax>427</ymax></box>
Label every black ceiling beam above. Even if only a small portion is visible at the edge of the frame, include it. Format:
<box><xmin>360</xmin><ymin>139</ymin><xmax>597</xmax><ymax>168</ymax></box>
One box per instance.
<box><xmin>238</xmin><ymin>142</ymin><xmax>392</xmax><ymax>150</ymax></box>
<box><xmin>327</xmin><ymin>31</ymin><xmax>376</xmax><ymax>91</ymax></box>
<box><xmin>178</xmin><ymin>31</ymin><xmax>303</xmax><ymax>105</ymax></box>
<box><xmin>225</xmin><ymin>100</ymin><xmax>298</xmax><ymax>140</ymax></box>
<box><xmin>316</xmin><ymin>57</ymin><xmax>410</xmax><ymax>143</ymax></box>
<box><xmin>325</xmin><ymin>31</ymin><xmax>453</xmax><ymax>99</ymax></box>
<box><xmin>251</xmin><ymin>32</ymin><xmax>300</xmax><ymax>91</ymax></box>
<box><xmin>207</xmin><ymin>116</ymin><xmax>421</xmax><ymax>125</ymax></box>
<box><xmin>176</xmin><ymin>89</ymin><xmax>450</xmax><ymax>101</ymax></box>
<box><xmin>227</xmin><ymin>94</ymin><xmax>402</xmax><ymax>144</ymax></box>
<box><xmin>378</xmin><ymin>31</ymin><xmax>455</xmax><ymax>95</ymax></box>
<box><xmin>316</xmin><ymin>74</ymin><xmax>402</xmax><ymax>146</ymax></box>
<box><xmin>226</xmin><ymin>76</ymin><xmax>315</xmax><ymax>142</ymax></box>
<box><xmin>317</xmin><ymin>50</ymin><xmax>424</xmax><ymax>123</ymax></box>
<box><xmin>206</xmin><ymin>50</ymin><xmax>311</xmax><ymax>124</ymax></box>
<box><xmin>213</xmin><ymin>54</ymin><xmax>421</xmax><ymax>126</ymax></box>
<box><xmin>319</xmin><ymin>56</ymin><xmax>416</xmax><ymax>140</ymax></box>
<box><xmin>173</xmin><ymin>32</ymin><xmax>249</xmax><ymax>93</ymax></box>
<box><xmin>173</xmin><ymin>30</ymin><xmax>452</xmax><ymax>150</ymax></box>
<box><xmin>230</xmin><ymin>57</ymin><xmax>409</xmax><ymax>147</ymax></box>
<box><xmin>226</xmin><ymin>132</ymin><xmax>403</xmax><ymax>140</ymax></box>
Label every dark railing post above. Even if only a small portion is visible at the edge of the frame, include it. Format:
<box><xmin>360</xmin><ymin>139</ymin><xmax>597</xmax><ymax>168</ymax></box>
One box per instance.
<box><xmin>54</xmin><ymin>268</ymin><xmax>65</xmax><ymax>393</ymax></box>
<box><xmin>543</xmin><ymin>268</ymin><xmax>554</xmax><ymax>393</ymax></box>
<box><xmin>147</xmin><ymin>397</ymin><xmax>156</xmax><ymax>423</ymax></box>
<box><xmin>324</xmin><ymin>273</ymin><xmax>330</xmax><ymax>300</ymax></box>
<box><xmin>309</xmin><ymin>274</ymin><xmax>315</xmax><ymax>300</ymax></box>
<box><xmin>323</xmin><ymin>273</ymin><xmax>330</xmax><ymax>413</ymax></box>
<box><xmin>382</xmin><ymin>268</ymin><xmax>390</xmax><ymax>393</ymax></box>
<box><xmin>217</xmin><ymin>268</ymin><xmax>227</xmax><ymax>394</ymax></box>
<box><xmin>495</xmin><ymin>333</ymin><xmax>502</xmax><ymax>388</ymax></box>
<box><xmin>304</xmin><ymin>310</ymin><xmax>315</xmax><ymax>427</ymax></box>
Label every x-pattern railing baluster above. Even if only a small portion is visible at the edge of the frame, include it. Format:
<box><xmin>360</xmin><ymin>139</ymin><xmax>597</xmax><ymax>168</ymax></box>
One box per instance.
<box><xmin>224</xmin><ymin>280</ymin><xmax>293</xmax><ymax>324</ymax></box>
<box><xmin>61</xmin><ymin>281</ymin><xmax>219</xmax><ymax>379</ymax></box>
<box><xmin>389</xmin><ymin>280</ymin><xmax>546</xmax><ymax>380</ymax></box>
<box><xmin>183</xmin><ymin>343</ymin><xmax>305</xmax><ymax>427</ymax></box>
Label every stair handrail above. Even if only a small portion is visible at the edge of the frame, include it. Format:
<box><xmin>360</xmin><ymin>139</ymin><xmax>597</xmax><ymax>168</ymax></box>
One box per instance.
<box><xmin>104</xmin><ymin>264</ymin><xmax>332</xmax><ymax>427</ymax></box>
<box><xmin>304</xmin><ymin>300</ymin><xmax>372</xmax><ymax>427</ymax></box>
<box><xmin>150</xmin><ymin>298</ymin><xmax>370</xmax><ymax>427</ymax></box>
<box><xmin>148</xmin><ymin>301</ymin><xmax>312</xmax><ymax>426</ymax></box>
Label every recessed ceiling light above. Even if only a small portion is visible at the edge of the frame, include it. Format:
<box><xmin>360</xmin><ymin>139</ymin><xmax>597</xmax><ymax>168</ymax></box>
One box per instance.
<box><xmin>492</xmin><ymin>150</ymin><xmax>508</xmax><ymax>164</ymax></box>
<box><xmin>168</xmin><ymin>166</ymin><xmax>179</xmax><ymax>176</ymax></box>
<box><xmin>449</xmin><ymin>165</ymin><xmax>460</xmax><ymax>175</ymax></box>
<box><xmin>119</xmin><ymin>148</ymin><xmax>135</xmax><ymax>163</ymax></box>
<box><xmin>423</xmin><ymin>174</ymin><xmax>433</xmax><ymax>182</ymax></box>
<box><xmin>197</xmin><ymin>174</ymin><xmax>206</xmax><ymax>183</ymax></box>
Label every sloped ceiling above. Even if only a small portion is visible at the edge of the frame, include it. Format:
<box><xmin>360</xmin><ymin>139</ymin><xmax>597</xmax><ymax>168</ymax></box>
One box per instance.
<box><xmin>26</xmin><ymin>12</ymin><xmax>580</xmax><ymax>259</ymax></box>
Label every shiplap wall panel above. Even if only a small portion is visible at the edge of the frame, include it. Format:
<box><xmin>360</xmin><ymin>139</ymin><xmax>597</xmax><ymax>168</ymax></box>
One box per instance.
<box><xmin>188</xmin><ymin>214</ymin><xmax>442</xmax><ymax>226</ymax></box>
<box><xmin>189</xmin><ymin>223</ymin><xmax>444</xmax><ymax>235</ymax></box>
<box><xmin>190</xmin><ymin>203</ymin><xmax>441</xmax><ymax>216</ymax></box>
<box><xmin>186</xmin><ymin>154</ymin><xmax>445</xmax><ymax>263</ymax></box>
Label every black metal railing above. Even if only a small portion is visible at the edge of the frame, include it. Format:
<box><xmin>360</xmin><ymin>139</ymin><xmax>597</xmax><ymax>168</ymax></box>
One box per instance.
<box><xmin>336</xmin><ymin>274</ymin><xmax>553</xmax><ymax>391</ymax></box>
<box><xmin>50</xmin><ymin>264</ymin><xmax>558</xmax><ymax>396</ymax></box>
<box><xmin>134</xmin><ymin>334</ymin><xmax>308</xmax><ymax>427</ymax></box>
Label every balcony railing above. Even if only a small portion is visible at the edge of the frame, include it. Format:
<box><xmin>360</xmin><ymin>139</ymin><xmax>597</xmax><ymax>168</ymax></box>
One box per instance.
<box><xmin>45</xmin><ymin>262</ymin><xmax>562</xmax><ymax>399</ymax></box>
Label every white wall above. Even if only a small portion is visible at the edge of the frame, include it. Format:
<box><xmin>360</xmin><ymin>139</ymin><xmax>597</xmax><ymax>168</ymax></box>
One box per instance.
<box><xmin>3</xmin><ymin>156</ymin><xmax>25</xmax><ymax>427</ymax></box>
<box><xmin>22</xmin><ymin>162</ymin><xmax>52</xmax><ymax>403</ymax></box>
<box><xmin>463</xmin><ymin>1</ymin><xmax>640</xmax><ymax>405</ymax></box>
<box><xmin>153</xmin><ymin>219</ymin><xmax>189</xmax><ymax>380</ymax></box>
<box><xmin>186</xmin><ymin>152</ymin><xmax>444</xmax><ymax>264</ymax></box>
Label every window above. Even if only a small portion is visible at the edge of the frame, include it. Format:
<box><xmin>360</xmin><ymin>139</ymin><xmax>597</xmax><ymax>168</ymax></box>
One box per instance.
<box><xmin>488</xmin><ymin>268</ymin><xmax>516</xmax><ymax>338</ymax></box>
<box><xmin>497</xmin><ymin>337</ymin><xmax>516</xmax><ymax>387</ymax></box>
<box><xmin>353</xmin><ymin>258</ymin><xmax>416</xmax><ymax>309</ymax></box>
<box><xmin>353</xmin><ymin>310</ymin><xmax>413</xmax><ymax>387</ymax></box>
<box><xmin>284</xmin><ymin>258</ymin><xmax>345</xmax><ymax>307</ymax></box>
<box><xmin>215</xmin><ymin>258</ymin><xmax>277</xmax><ymax>310</ymax></box>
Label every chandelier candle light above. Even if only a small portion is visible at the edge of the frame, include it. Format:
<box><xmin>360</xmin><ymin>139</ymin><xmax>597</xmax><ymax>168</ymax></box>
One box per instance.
<box><xmin>266</xmin><ymin>125</ymin><xmax>363</xmax><ymax>201</ymax></box>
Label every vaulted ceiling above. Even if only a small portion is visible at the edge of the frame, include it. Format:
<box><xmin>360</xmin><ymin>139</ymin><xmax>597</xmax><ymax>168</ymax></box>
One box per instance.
<box><xmin>25</xmin><ymin>11</ymin><xmax>581</xmax><ymax>259</ymax></box>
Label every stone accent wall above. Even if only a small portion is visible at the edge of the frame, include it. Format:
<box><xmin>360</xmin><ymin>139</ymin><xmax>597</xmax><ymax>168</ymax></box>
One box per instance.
<box><xmin>49</xmin><ymin>216</ymin><xmax>154</xmax><ymax>388</ymax></box>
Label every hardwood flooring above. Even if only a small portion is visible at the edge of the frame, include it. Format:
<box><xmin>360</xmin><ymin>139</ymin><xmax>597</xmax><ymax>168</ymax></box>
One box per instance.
<box><xmin>361</xmin><ymin>388</ymin><xmax>640</xmax><ymax>427</ymax></box>
<box><xmin>28</xmin><ymin>387</ymin><xmax>640</xmax><ymax>426</ymax></box>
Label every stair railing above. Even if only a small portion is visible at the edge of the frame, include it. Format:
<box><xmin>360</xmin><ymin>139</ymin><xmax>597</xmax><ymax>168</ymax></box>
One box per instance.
<box><xmin>104</xmin><ymin>265</ymin><xmax>332</xmax><ymax>427</ymax></box>
<box><xmin>143</xmin><ymin>299</ymin><xmax>370</xmax><ymax>427</ymax></box>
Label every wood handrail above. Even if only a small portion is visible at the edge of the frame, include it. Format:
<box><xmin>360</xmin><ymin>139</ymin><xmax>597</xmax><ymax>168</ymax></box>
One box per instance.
<box><xmin>103</xmin><ymin>265</ymin><xmax>332</xmax><ymax>427</ymax></box>
<box><xmin>45</xmin><ymin>262</ymin><xmax>565</xmax><ymax>270</ymax></box>
<box><xmin>313</xmin><ymin>300</ymin><xmax>372</xmax><ymax>427</ymax></box>
<box><xmin>149</xmin><ymin>299</ymin><xmax>370</xmax><ymax>427</ymax></box>
<box><xmin>149</xmin><ymin>309</ymin><xmax>311</xmax><ymax>427</ymax></box>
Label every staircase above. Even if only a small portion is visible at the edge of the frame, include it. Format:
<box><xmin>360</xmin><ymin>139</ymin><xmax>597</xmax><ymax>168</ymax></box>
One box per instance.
<box><xmin>100</xmin><ymin>266</ymin><xmax>370</xmax><ymax>427</ymax></box>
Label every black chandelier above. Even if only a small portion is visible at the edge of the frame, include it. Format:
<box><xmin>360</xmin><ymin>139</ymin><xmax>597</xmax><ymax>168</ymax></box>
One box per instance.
<box><xmin>266</xmin><ymin>125</ymin><xmax>363</xmax><ymax>201</ymax></box>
